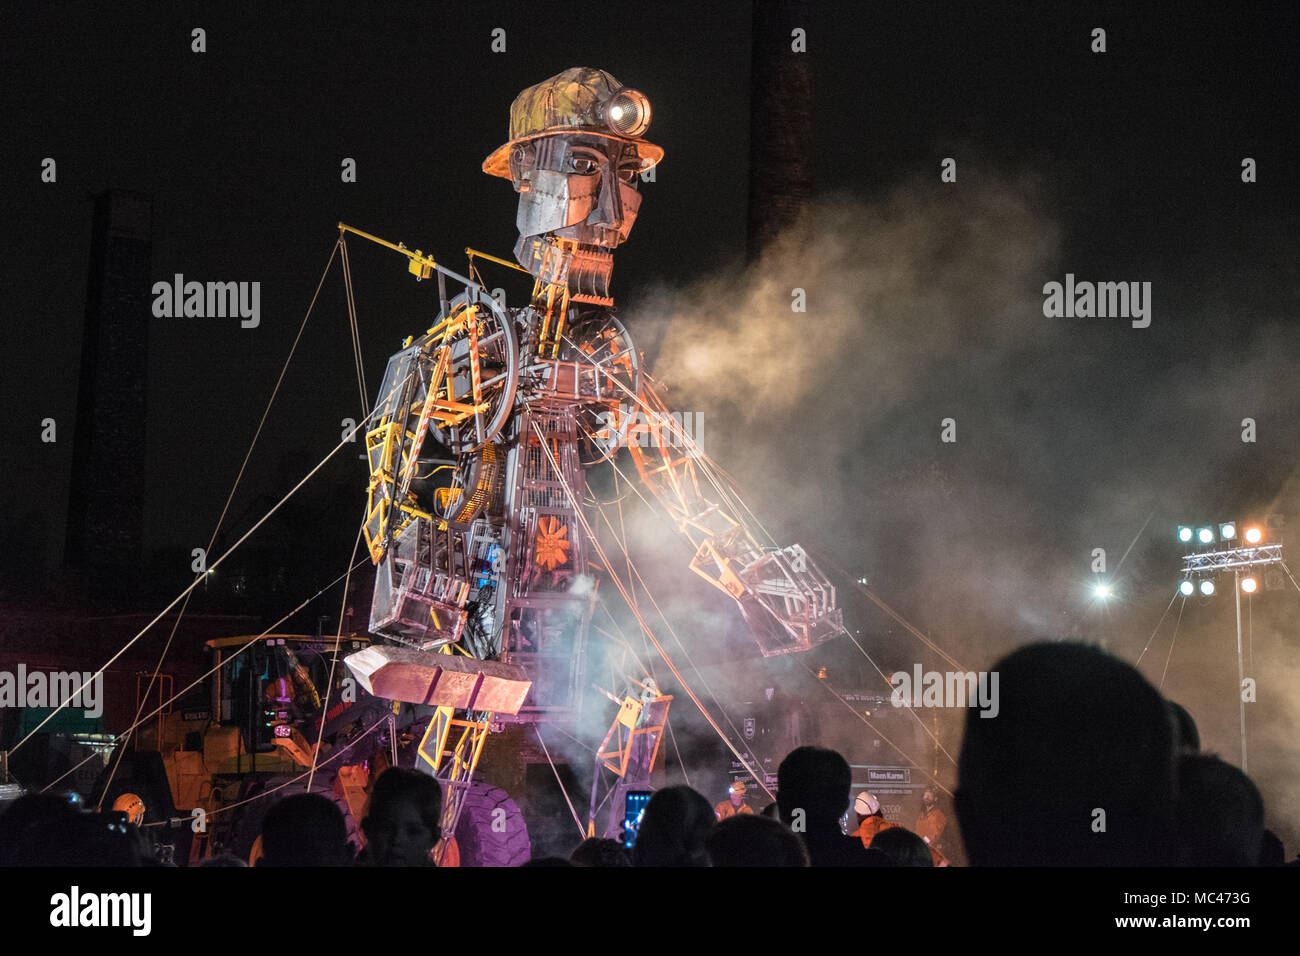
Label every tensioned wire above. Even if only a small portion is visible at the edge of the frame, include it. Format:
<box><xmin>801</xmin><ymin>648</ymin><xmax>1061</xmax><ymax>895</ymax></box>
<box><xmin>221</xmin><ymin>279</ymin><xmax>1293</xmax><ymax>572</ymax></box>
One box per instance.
<box><xmin>99</xmin><ymin>238</ymin><xmax>353</xmax><ymax>806</ymax></box>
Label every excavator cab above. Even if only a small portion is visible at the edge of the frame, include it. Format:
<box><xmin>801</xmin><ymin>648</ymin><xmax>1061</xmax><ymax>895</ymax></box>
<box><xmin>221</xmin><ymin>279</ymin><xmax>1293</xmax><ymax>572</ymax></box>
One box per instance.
<box><xmin>93</xmin><ymin>633</ymin><xmax>384</xmax><ymax>865</ymax></box>
<box><xmin>216</xmin><ymin>638</ymin><xmax>331</xmax><ymax>757</ymax></box>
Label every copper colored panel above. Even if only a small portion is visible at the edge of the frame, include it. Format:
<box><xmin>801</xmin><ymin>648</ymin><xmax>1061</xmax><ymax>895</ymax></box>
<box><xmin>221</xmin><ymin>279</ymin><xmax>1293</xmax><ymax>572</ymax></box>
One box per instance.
<box><xmin>344</xmin><ymin>646</ymin><xmax>532</xmax><ymax>714</ymax></box>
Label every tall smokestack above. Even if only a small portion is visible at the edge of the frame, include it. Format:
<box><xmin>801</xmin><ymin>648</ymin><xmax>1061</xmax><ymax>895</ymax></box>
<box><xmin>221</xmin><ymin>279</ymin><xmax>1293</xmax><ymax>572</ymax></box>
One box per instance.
<box><xmin>746</xmin><ymin>0</ymin><xmax>814</xmax><ymax>262</ymax></box>
<box><xmin>65</xmin><ymin>190</ymin><xmax>152</xmax><ymax>595</ymax></box>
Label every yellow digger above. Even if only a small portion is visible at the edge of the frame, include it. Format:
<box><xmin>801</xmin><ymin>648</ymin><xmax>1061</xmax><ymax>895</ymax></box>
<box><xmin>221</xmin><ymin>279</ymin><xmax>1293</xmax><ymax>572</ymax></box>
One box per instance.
<box><xmin>96</xmin><ymin>632</ymin><xmax>530</xmax><ymax>865</ymax></box>
<box><xmin>95</xmin><ymin>633</ymin><xmax>386</xmax><ymax>865</ymax></box>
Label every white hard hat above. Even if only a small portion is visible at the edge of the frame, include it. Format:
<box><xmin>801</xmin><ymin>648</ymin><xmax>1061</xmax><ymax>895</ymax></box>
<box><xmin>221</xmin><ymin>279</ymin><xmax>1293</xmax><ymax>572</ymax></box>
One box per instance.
<box><xmin>854</xmin><ymin>791</ymin><xmax>880</xmax><ymax>816</ymax></box>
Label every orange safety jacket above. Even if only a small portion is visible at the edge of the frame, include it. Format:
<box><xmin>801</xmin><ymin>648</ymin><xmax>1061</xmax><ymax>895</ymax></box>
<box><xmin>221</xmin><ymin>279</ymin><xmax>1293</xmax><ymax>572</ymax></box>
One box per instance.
<box><xmin>855</xmin><ymin>816</ymin><xmax>949</xmax><ymax>867</ymax></box>
<box><xmin>853</xmin><ymin>815</ymin><xmax>902</xmax><ymax>846</ymax></box>
<box><xmin>915</xmin><ymin>807</ymin><xmax>947</xmax><ymax>847</ymax></box>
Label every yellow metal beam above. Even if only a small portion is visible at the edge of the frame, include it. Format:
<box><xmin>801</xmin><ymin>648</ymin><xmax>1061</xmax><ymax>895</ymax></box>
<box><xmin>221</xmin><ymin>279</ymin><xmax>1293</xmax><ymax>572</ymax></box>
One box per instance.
<box><xmin>465</xmin><ymin>246</ymin><xmax>531</xmax><ymax>275</ymax></box>
<box><xmin>338</xmin><ymin>222</ymin><xmax>438</xmax><ymax>279</ymax></box>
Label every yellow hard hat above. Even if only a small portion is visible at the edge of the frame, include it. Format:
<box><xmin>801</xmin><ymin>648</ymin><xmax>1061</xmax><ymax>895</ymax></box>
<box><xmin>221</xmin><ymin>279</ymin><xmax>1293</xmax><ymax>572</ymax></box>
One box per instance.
<box><xmin>483</xmin><ymin>67</ymin><xmax>664</xmax><ymax>180</ymax></box>
<box><xmin>728</xmin><ymin>780</ymin><xmax>747</xmax><ymax>796</ymax></box>
<box><xmin>112</xmin><ymin>792</ymin><xmax>146</xmax><ymax>825</ymax></box>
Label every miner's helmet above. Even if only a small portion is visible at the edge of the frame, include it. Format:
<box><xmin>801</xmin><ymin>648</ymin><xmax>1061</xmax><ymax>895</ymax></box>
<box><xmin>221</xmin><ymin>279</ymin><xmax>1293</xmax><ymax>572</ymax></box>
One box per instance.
<box><xmin>854</xmin><ymin>791</ymin><xmax>880</xmax><ymax>817</ymax></box>
<box><xmin>112</xmin><ymin>792</ymin><xmax>146</xmax><ymax>825</ymax></box>
<box><xmin>729</xmin><ymin>780</ymin><xmax>747</xmax><ymax>796</ymax></box>
<box><xmin>482</xmin><ymin>67</ymin><xmax>664</xmax><ymax>180</ymax></box>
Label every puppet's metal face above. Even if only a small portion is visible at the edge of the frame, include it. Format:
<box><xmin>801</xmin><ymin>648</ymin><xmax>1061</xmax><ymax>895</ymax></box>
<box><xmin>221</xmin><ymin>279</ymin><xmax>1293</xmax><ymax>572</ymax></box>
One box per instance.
<box><xmin>511</xmin><ymin>134</ymin><xmax>643</xmax><ymax>254</ymax></box>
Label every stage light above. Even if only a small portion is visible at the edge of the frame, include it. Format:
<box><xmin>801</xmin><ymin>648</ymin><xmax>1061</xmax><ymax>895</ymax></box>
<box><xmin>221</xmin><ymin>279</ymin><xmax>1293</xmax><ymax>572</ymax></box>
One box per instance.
<box><xmin>1174</xmin><ymin>516</ymin><xmax>1286</xmax><ymax>776</ymax></box>
<box><xmin>1178</xmin><ymin>526</ymin><xmax>1193</xmax><ymax>543</ymax></box>
<box><xmin>1093</xmin><ymin>583</ymin><xmax>1112</xmax><ymax>599</ymax></box>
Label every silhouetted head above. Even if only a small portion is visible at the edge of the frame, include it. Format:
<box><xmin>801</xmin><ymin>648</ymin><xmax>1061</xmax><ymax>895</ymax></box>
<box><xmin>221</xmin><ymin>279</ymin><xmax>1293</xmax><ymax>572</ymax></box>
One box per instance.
<box><xmin>631</xmin><ymin>786</ymin><xmax>714</xmax><ymax>867</ymax></box>
<box><xmin>1167</xmin><ymin>700</ymin><xmax>1200</xmax><ymax>753</ymax></box>
<box><xmin>778</xmin><ymin>746</ymin><xmax>852</xmax><ymax>831</ymax></box>
<box><xmin>361</xmin><ymin>768</ymin><xmax>443</xmax><ymax>867</ymax></box>
<box><xmin>955</xmin><ymin>642</ymin><xmax>1178</xmax><ymax>866</ymax></box>
<box><xmin>707</xmin><ymin>814</ymin><xmax>810</xmax><ymax>867</ymax></box>
<box><xmin>259</xmin><ymin>793</ymin><xmax>353</xmax><ymax>867</ymax></box>
<box><xmin>869</xmin><ymin>826</ymin><xmax>934</xmax><ymax>867</ymax></box>
<box><xmin>1176</xmin><ymin>754</ymin><xmax>1264</xmax><ymax>866</ymax></box>
<box><xmin>0</xmin><ymin>793</ymin><xmax>151</xmax><ymax>867</ymax></box>
<box><xmin>1259</xmin><ymin>829</ymin><xmax>1285</xmax><ymax>867</ymax></box>
<box><xmin>569</xmin><ymin>837</ymin><xmax>632</xmax><ymax>867</ymax></box>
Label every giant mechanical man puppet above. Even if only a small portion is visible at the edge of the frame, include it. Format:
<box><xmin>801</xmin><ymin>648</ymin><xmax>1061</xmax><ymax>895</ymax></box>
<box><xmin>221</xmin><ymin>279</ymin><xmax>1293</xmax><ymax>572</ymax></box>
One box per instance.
<box><xmin>341</xmin><ymin>68</ymin><xmax>841</xmax><ymax>838</ymax></box>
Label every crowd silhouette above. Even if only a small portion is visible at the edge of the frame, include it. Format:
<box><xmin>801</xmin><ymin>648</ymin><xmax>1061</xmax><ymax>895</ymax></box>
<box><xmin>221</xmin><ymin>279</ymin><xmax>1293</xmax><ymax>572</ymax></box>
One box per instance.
<box><xmin>0</xmin><ymin>643</ymin><xmax>1292</xmax><ymax>867</ymax></box>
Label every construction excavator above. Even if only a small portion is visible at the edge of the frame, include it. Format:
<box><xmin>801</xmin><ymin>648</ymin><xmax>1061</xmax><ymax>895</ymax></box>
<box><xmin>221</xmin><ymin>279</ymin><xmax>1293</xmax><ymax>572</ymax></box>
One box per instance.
<box><xmin>92</xmin><ymin>631</ymin><xmax>533</xmax><ymax>866</ymax></box>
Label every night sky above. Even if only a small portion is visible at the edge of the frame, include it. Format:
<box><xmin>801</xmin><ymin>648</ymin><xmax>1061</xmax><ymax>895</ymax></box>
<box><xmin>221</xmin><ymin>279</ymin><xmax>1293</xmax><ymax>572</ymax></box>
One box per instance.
<box><xmin>2</xmin><ymin>2</ymin><xmax>1299</xmax><ymax>837</ymax></box>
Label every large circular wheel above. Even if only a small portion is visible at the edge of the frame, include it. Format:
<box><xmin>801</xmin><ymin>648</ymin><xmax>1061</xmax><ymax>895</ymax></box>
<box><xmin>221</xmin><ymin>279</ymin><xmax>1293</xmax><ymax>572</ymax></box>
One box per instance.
<box><xmin>424</xmin><ymin>290</ymin><xmax>519</xmax><ymax>454</ymax></box>
<box><xmin>227</xmin><ymin>771</ymin><xmax>363</xmax><ymax>866</ymax></box>
<box><xmin>447</xmin><ymin>782</ymin><xmax>531</xmax><ymax>867</ymax></box>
